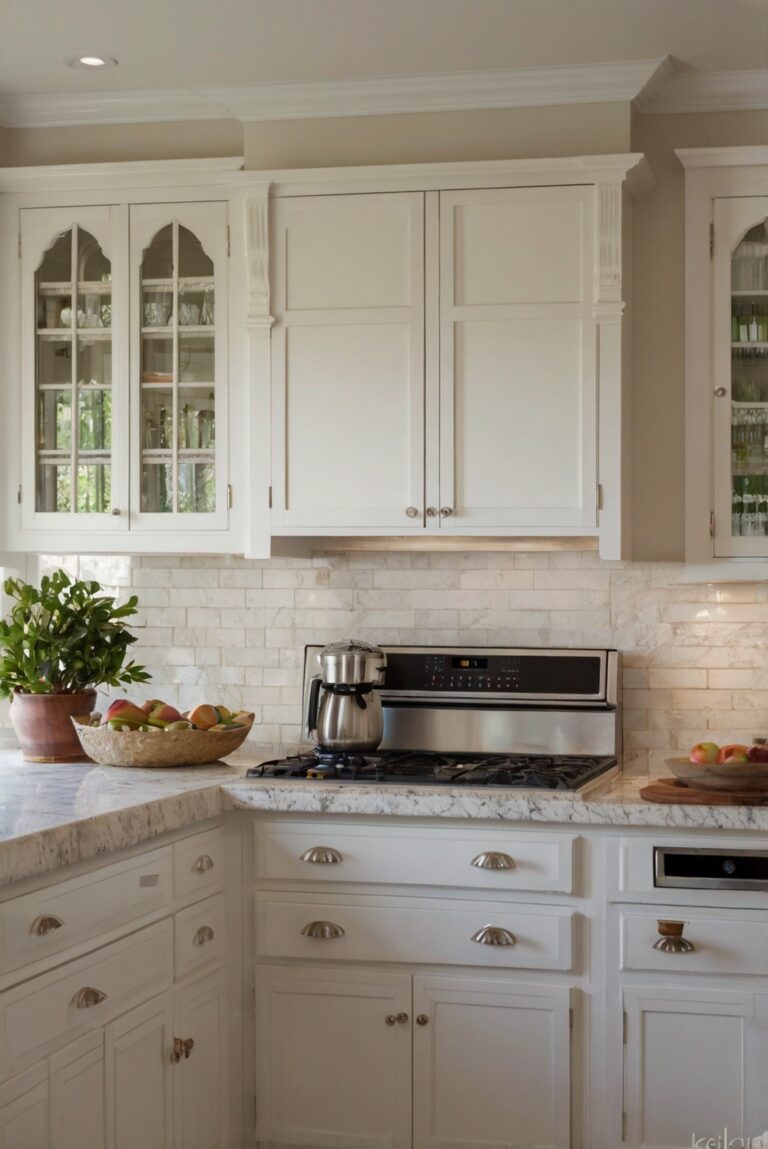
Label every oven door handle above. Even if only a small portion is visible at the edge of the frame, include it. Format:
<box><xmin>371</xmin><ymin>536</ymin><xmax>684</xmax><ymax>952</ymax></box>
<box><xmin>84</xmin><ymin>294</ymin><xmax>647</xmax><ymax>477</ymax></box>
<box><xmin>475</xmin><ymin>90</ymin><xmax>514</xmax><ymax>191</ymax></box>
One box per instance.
<box><xmin>306</xmin><ymin>675</ymin><xmax>322</xmax><ymax>742</ymax></box>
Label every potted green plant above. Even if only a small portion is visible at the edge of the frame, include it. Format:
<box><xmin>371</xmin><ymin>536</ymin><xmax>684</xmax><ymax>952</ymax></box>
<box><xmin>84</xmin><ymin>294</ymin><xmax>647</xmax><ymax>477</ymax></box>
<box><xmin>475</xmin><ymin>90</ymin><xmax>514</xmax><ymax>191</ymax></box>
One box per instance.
<box><xmin>0</xmin><ymin>570</ymin><xmax>150</xmax><ymax>762</ymax></box>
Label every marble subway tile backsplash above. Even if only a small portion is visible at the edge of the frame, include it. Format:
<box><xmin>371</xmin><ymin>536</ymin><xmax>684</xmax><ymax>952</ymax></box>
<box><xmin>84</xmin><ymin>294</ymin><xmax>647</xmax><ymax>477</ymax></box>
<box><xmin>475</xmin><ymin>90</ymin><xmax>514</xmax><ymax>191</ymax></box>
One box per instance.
<box><xmin>36</xmin><ymin>552</ymin><xmax>768</xmax><ymax>777</ymax></box>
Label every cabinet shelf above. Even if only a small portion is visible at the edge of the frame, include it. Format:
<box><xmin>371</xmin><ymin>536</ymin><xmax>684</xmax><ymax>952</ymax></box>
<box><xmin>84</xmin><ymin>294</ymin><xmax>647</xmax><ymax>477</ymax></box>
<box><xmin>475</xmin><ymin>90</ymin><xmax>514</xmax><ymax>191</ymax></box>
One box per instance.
<box><xmin>142</xmin><ymin>277</ymin><xmax>214</xmax><ymax>290</ymax></box>
<box><xmin>38</xmin><ymin>281</ymin><xmax>112</xmax><ymax>295</ymax></box>
<box><xmin>142</xmin><ymin>449</ymin><xmax>215</xmax><ymax>459</ymax></box>
<box><xmin>732</xmin><ymin>342</ymin><xmax>768</xmax><ymax>350</ymax></box>
<box><xmin>37</xmin><ymin>328</ymin><xmax>111</xmax><ymax>338</ymax></box>
<box><xmin>141</xmin><ymin>326</ymin><xmax>214</xmax><ymax>337</ymax></box>
<box><xmin>38</xmin><ymin>382</ymin><xmax>111</xmax><ymax>392</ymax></box>
<box><xmin>141</xmin><ymin>382</ymin><xmax>214</xmax><ymax>390</ymax></box>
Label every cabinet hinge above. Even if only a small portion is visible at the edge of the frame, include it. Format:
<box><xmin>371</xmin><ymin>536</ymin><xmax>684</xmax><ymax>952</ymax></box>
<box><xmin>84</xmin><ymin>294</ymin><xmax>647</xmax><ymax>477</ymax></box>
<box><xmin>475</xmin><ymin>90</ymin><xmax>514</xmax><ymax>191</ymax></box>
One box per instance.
<box><xmin>597</xmin><ymin>483</ymin><xmax>604</xmax><ymax>512</ymax></box>
<box><xmin>569</xmin><ymin>1006</ymin><xmax>574</xmax><ymax>1030</ymax></box>
<box><xmin>227</xmin><ymin>225</ymin><xmax>231</xmax><ymax>257</ymax></box>
<box><xmin>17</xmin><ymin>485</ymin><xmax>21</xmax><ymax>505</ymax></box>
<box><xmin>710</xmin><ymin>222</ymin><xmax>714</xmax><ymax>259</ymax></box>
<box><xmin>622</xmin><ymin>1011</ymin><xmax>628</xmax><ymax>1044</ymax></box>
<box><xmin>268</xmin><ymin>485</ymin><xmax>272</xmax><ymax>509</ymax></box>
<box><xmin>622</xmin><ymin>1110</ymin><xmax>627</xmax><ymax>1141</ymax></box>
<box><xmin>253</xmin><ymin>1096</ymin><xmax>258</xmax><ymax>1124</ymax></box>
<box><xmin>17</xmin><ymin>233</ymin><xmax>21</xmax><ymax>259</ymax></box>
<box><xmin>227</xmin><ymin>483</ymin><xmax>233</xmax><ymax>509</ymax></box>
<box><xmin>709</xmin><ymin>510</ymin><xmax>715</xmax><ymax>538</ymax></box>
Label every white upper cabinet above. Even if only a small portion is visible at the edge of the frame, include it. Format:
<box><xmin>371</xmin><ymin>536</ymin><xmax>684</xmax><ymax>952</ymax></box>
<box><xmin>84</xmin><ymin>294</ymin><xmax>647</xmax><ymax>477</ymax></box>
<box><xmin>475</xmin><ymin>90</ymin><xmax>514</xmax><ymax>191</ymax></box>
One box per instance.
<box><xmin>268</xmin><ymin>157</ymin><xmax>645</xmax><ymax>557</ymax></box>
<box><xmin>270</xmin><ymin>192</ymin><xmax>425</xmax><ymax>529</ymax></box>
<box><xmin>2</xmin><ymin>159</ymin><xmax>252</xmax><ymax>554</ymax></box>
<box><xmin>439</xmin><ymin>186</ymin><xmax>596</xmax><ymax>530</ymax></box>
<box><xmin>681</xmin><ymin>148</ymin><xmax>768</xmax><ymax>567</ymax></box>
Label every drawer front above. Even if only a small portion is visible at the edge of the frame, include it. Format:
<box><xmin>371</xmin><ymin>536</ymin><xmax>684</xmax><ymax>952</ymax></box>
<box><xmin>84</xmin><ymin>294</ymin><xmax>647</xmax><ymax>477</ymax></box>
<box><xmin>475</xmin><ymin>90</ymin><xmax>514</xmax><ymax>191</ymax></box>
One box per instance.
<box><xmin>174</xmin><ymin>828</ymin><xmax>226</xmax><ymax>901</ymax></box>
<box><xmin>0</xmin><ymin>920</ymin><xmax>172</xmax><ymax>1077</ymax></box>
<box><xmin>256</xmin><ymin>895</ymin><xmax>573</xmax><ymax>970</ymax></box>
<box><xmin>256</xmin><ymin>823</ymin><xmax>575</xmax><ymax>893</ymax></box>
<box><xmin>619</xmin><ymin>907</ymin><xmax>768</xmax><ymax>976</ymax></box>
<box><xmin>175</xmin><ymin>894</ymin><xmax>225</xmax><ymax>980</ymax></box>
<box><xmin>0</xmin><ymin>848</ymin><xmax>172</xmax><ymax>975</ymax></box>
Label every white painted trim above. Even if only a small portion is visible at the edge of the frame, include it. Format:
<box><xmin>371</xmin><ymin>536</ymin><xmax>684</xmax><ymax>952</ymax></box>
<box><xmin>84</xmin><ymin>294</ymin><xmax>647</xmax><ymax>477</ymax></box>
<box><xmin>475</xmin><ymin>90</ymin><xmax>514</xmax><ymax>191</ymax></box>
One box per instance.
<box><xmin>0</xmin><ymin>157</ymin><xmax>245</xmax><ymax>194</ymax></box>
<box><xmin>0</xmin><ymin>60</ymin><xmax>669</xmax><ymax>129</ymax></box>
<box><xmin>676</xmin><ymin>146</ymin><xmax>768</xmax><ymax>170</ymax></box>
<box><xmin>638</xmin><ymin>68</ymin><xmax>768</xmax><ymax>115</ymax></box>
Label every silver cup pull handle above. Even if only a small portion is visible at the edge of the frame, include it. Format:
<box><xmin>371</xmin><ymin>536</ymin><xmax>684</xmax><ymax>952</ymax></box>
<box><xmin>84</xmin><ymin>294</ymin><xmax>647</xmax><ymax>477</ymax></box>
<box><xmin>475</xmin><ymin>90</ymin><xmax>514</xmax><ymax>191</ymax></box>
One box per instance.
<box><xmin>30</xmin><ymin>914</ymin><xmax>64</xmax><ymax>936</ymax></box>
<box><xmin>300</xmin><ymin>846</ymin><xmax>343</xmax><ymax>864</ymax></box>
<box><xmin>470</xmin><ymin>851</ymin><xmax>516</xmax><ymax>871</ymax></box>
<box><xmin>72</xmin><ymin>986</ymin><xmax>108</xmax><ymax>1009</ymax></box>
<box><xmin>470</xmin><ymin>924</ymin><xmax>516</xmax><ymax>947</ymax></box>
<box><xmin>301</xmin><ymin>920</ymin><xmax>345</xmax><ymax>940</ymax></box>
<box><xmin>193</xmin><ymin>925</ymin><xmax>215</xmax><ymax>946</ymax></box>
<box><xmin>193</xmin><ymin>854</ymin><xmax>215</xmax><ymax>874</ymax></box>
<box><xmin>652</xmin><ymin>920</ymin><xmax>696</xmax><ymax>954</ymax></box>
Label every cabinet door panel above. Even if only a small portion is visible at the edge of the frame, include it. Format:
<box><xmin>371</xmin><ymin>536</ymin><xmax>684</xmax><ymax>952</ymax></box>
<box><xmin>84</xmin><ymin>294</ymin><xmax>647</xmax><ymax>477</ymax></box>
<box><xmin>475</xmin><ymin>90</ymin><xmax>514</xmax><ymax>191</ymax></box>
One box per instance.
<box><xmin>255</xmin><ymin>966</ymin><xmax>411</xmax><ymax>1148</ymax></box>
<box><xmin>622</xmin><ymin>987</ymin><xmax>768</xmax><ymax>1148</ymax></box>
<box><xmin>440</xmin><ymin>186</ymin><xmax>596</xmax><ymax>530</ymax></box>
<box><xmin>105</xmin><ymin>992</ymin><xmax>173</xmax><ymax>1149</ymax></box>
<box><xmin>50</xmin><ymin>1034</ymin><xmax>104</xmax><ymax>1149</ymax></box>
<box><xmin>175</xmin><ymin>971</ymin><xmax>227</xmax><ymax>1149</ymax></box>
<box><xmin>0</xmin><ymin>1067</ymin><xmax>48</xmax><ymax>1149</ymax></box>
<box><xmin>271</xmin><ymin>193</ymin><xmax>425</xmax><ymax>529</ymax></box>
<box><xmin>413</xmin><ymin>975</ymin><xmax>572</xmax><ymax>1149</ymax></box>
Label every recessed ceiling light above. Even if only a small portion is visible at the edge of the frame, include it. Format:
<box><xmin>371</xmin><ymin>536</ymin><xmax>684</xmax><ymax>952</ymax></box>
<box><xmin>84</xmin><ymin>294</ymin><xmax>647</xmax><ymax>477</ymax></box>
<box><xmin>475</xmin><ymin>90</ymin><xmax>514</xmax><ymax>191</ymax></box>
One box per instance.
<box><xmin>66</xmin><ymin>56</ymin><xmax>118</xmax><ymax>69</ymax></box>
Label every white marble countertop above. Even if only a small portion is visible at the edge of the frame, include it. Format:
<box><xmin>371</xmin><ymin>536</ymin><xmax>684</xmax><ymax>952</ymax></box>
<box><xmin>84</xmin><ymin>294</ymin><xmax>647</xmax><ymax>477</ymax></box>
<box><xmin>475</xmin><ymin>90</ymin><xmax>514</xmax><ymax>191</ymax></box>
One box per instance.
<box><xmin>2</xmin><ymin>746</ymin><xmax>768</xmax><ymax>888</ymax></box>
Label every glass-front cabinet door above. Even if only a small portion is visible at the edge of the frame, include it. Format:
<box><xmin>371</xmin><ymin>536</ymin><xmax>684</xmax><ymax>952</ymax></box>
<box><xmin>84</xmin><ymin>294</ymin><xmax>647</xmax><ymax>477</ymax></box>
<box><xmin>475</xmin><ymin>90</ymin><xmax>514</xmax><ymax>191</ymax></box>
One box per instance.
<box><xmin>130</xmin><ymin>203</ymin><xmax>228</xmax><ymax>529</ymax></box>
<box><xmin>20</xmin><ymin>206</ymin><xmax>127</xmax><ymax>532</ymax></box>
<box><xmin>713</xmin><ymin>196</ymin><xmax>768</xmax><ymax>556</ymax></box>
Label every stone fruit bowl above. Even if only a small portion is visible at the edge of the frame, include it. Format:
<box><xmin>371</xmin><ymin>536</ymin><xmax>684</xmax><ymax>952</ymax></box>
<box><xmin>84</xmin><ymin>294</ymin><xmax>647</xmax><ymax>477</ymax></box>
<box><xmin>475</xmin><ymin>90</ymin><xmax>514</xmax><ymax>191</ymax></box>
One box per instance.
<box><xmin>666</xmin><ymin>757</ymin><xmax>768</xmax><ymax>792</ymax></box>
<box><xmin>72</xmin><ymin>719</ymin><xmax>251</xmax><ymax>767</ymax></box>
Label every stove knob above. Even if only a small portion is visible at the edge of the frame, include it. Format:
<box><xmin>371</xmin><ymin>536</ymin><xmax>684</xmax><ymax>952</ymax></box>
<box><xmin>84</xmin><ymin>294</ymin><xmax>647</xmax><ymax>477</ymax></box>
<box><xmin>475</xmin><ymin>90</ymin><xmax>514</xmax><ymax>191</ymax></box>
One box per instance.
<box><xmin>470</xmin><ymin>851</ymin><xmax>516</xmax><ymax>871</ymax></box>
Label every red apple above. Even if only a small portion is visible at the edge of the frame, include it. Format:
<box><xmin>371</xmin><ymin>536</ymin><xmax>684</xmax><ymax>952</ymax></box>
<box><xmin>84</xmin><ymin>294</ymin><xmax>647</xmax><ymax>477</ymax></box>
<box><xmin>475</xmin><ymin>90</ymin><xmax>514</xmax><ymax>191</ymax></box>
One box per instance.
<box><xmin>147</xmin><ymin>702</ymin><xmax>185</xmax><ymax>728</ymax></box>
<box><xmin>102</xmin><ymin>699</ymin><xmax>148</xmax><ymax>728</ymax></box>
<box><xmin>717</xmin><ymin>744</ymin><xmax>750</xmax><ymax>764</ymax></box>
<box><xmin>689</xmin><ymin>741</ymin><xmax>720</xmax><ymax>764</ymax></box>
<box><xmin>748</xmin><ymin>744</ymin><xmax>768</xmax><ymax>763</ymax></box>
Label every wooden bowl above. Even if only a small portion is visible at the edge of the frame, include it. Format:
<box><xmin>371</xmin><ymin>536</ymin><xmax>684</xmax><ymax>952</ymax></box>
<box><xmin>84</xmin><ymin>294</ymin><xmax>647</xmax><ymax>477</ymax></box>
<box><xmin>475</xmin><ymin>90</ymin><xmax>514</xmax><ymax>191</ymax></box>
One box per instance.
<box><xmin>72</xmin><ymin>719</ymin><xmax>251</xmax><ymax>767</ymax></box>
<box><xmin>666</xmin><ymin>756</ymin><xmax>768</xmax><ymax>792</ymax></box>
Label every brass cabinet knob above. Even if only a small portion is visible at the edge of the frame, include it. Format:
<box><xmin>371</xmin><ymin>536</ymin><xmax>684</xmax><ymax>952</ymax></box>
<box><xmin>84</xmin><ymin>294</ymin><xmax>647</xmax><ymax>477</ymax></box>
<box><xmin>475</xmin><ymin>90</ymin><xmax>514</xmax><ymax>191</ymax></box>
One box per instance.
<box><xmin>416</xmin><ymin>1014</ymin><xmax>430</xmax><ymax>1026</ymax></box>
<box><xmin>30</xmin><ymin>914</ymin><xmax>64</xmax><ymax>936</ymax></box>
<box><xmin>652</xmin><ymin>919</ymin><xmax>695</xmax><ymax>954</ymax></box>
<box><xmin>385</xmin><ymin>1014</ymin><xmax>397</xmax><ymax>1026</ymax></box>
<box><xmin>405</xmin><ymin>506</ymin><xmax>419</xmax><ymax>518</ymax></box>
<box><xmin>193</xmin><ymin>925</ymin><xmax>215</xmax><ymax>946</ymax></box>
<box><xmin>301</xmin><ymin>920</ymin><xmax>345</xmax><ymax>939</ymax></box>
<box><xmin>714</xmin><ymin>387</ymin><xmax>727</xmax><ymax>397</ymax></box>
<box><xmin>192</xmin><ymin>854</ymin><xmax>215</xmax><ymax>874</ymax></box>
<box><xmin>396</xmin><ymin>1012</ymin><xmax>409</xmax><ymax>1024</ymax></box>
<box><xmin>439</xmin><ymin>506</ymin><xmax>453</xmax><ymax>517</ymax></box>
<box><xmin>470</xmin><ymin>924</ymin><xmax>517</xmax><ymax>947</ymax></box>
<box><xmin>182</xmin><ymin>1037</ymin><xmax>194</xmax><ymax>1059</ymax></box>
<box><xmin>72</xmin><ymin>986</ymin><xmax>108</xmax><ymax>1009</ymax></box>
<box><xmin>426</xmin><ymin>507</ymin><xmax>438</xmax><ymax>517</ymax></box>
<box><xmin>300</xmin><ymin>846</ymin><xmax>343</xmax><ymax>864</ymax></box>
<box><xmin>111</xmin><ymin>507</ymin><xmax>121</xmax><ymax>516</ymax></box>
<box><xmin>470</xmin><ymin>851</ymin><xmax>516</xmax><ymax>871</ymax></box>
<box><xmin>171</xmin><ymin>1037</ymin><xmax>184</xmax><ymax>1064</ymax></box>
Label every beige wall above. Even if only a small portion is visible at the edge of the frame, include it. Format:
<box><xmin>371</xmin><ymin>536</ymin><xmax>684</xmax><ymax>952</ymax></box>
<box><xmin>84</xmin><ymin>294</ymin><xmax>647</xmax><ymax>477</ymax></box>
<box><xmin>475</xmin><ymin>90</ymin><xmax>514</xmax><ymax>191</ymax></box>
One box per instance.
<box><xmin>242</xmin><ymin>102</ymin><xmax>631</xmax><ymax>168</ymax></box>
<box><xmin>630</xmin><ymin>109</ymin><xmax>768</xmax><ymax>560</ymax></box>
<box><xmin>1</xmin><ymin>119</ymin><xmax>242</xmax><ymax>166</ymax></box>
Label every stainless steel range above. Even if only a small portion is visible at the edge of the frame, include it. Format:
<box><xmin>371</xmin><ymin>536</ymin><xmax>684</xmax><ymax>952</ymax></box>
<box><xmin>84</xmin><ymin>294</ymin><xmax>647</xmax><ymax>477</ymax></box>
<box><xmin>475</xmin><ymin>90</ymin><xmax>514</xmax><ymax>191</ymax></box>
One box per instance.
<box><xmin>247</xmin><ymin>645</ymin><xmax>620</xmax><ymax>792</ymax></box>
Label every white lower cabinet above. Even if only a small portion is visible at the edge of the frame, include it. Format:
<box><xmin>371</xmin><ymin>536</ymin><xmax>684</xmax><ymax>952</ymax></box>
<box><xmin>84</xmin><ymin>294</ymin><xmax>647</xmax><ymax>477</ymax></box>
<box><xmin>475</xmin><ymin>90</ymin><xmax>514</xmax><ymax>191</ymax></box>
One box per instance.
<box><xmin>175</xmin><ymin>970</ymin><xmax>229</xmax><ymax>1149</ymax></box>
<box><xmin>0</xmin><ymin>1066</ymin><xmax>48</xmax><ymax>1149</ymax></box>
<box><xmin>254</xmin><ymin>966</ymin><xmax>573</xmax><ymax>1149</ymax></box>
<box><xmin>622</xmin><ymin>986</ymin><xmax>768</xmax><ymax>1149</ymax></box>
<box><xmin>255</xmin><ymin>967</ymin><xmax>412</xmax><ymax>1148</ymax></box>
<box><xmin>50</xmin><ymin>1034</ymin><xmax>105</xmax><ymax>1149</ymax></box>
<box><xmin>105</xmin><ymin>992</ymin><xmax>175</xmax><ymax>1149</ymax></box>
<box><xmin>413</xmin><ymin>976</ymin><xmax>572</xmax><ymax>1149</ymax></box>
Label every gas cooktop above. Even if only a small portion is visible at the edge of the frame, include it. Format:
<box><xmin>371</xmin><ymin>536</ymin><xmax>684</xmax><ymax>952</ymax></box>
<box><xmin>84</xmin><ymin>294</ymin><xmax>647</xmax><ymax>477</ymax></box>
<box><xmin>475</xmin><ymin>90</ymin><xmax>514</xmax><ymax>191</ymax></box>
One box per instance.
<box><xmin>246</xmin><ymin>750</ymin><xmax>617</xmax><ymax>791</ymax></box>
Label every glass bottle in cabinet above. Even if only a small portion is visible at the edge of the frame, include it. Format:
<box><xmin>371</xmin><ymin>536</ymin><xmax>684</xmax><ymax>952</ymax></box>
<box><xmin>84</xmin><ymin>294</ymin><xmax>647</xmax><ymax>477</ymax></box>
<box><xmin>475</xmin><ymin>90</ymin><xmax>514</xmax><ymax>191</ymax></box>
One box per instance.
<box><xmin>132</xmin><ymin>204</ymin><xmax>226</xmax><ymax>524</ymax></box>
<box><xmin>31</xmin><ymin>216</ymin><xmax>115</xmax><ymax>518</ymax></box>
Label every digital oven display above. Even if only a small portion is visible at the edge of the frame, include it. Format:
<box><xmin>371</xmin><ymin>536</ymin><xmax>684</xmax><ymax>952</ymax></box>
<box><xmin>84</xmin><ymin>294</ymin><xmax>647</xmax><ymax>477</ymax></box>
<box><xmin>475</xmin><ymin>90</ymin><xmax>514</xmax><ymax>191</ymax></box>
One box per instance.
<box><xmin>384</xmin><ymin>651</ymin><xmax>602</xmax><ymax>696</ymax></box>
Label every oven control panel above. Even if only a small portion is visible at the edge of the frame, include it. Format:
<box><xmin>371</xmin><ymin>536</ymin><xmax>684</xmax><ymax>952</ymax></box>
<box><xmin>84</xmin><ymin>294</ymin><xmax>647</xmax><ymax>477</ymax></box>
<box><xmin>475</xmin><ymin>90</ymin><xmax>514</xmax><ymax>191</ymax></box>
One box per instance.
<box><xmin>382</xmin><ymin>649</ymin><xmax>604</xmax><ymax>698</ymax></box>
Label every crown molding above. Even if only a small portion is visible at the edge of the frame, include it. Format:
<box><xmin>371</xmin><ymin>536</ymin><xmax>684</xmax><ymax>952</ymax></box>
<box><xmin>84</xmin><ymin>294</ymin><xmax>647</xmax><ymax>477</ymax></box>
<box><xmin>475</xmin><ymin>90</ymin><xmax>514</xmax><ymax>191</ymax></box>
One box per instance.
<box><xmin>675</xmin><ymin>145</ymin><xmax>768</xmax><ymax>170</ymax></box>
<box><xmin>0</xmin><ymin>156</ymin><xmax>245</xmax><ymax>193</ymax></box>
<box><xmin>2</xmin><ymin>58</ymin><xmax>764</xmax><ymax>129</ymax></box>
<box><xmin>0</xmin><ymin>58</ymin><xmax>668</xmax><ymax>129</ymax></box>
<box><xmin>636</xmin><ymin>67</ymin><xmax>768</xmax><ymax>114</ymax></box>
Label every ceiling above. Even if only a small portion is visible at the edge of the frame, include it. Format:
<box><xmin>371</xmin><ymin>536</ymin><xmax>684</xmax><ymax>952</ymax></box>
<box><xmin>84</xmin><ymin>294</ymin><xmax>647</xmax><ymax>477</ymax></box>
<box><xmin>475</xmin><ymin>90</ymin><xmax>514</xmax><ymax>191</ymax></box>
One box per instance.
<box><xmin>1</xmin><ymin>0</ymin><xmax>766</xmax><ymax>124</ymax></box>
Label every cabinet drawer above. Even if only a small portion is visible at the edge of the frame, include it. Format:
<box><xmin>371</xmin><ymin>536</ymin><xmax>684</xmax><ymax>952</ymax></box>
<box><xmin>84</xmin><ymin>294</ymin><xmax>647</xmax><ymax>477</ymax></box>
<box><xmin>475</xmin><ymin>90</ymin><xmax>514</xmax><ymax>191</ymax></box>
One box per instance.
<box><xmin>0</xmin><ymin>919</ymin><xmax>172</xmax><ymax>1077</ymax></box>
<box><xmin>0</xmin><ymin>848</ymin><xmax>172</xmax><ymax>976</ymax></box>
<box><xmin>175</xmin><ymin>894</ymin><xmax>225</xmax><ymax>980</ymax></box>
<box><xmin>619</xmin><ymin>906</ymin><xmax>768</xmax><ymax>976</ymax></box>
<box><xmin>174</xmin><ymin>828</ymin><xmax>226</xmax><ymax>901</ymax></box>
<box><xmin>255</xmin><ymin>822</ymin><xmax>575</xmax><ymax>893</ymax></box>
<box><xmin>256</xmin><ymin>894</ymin><xmax>573</xmax><ymax>970</ymax></box>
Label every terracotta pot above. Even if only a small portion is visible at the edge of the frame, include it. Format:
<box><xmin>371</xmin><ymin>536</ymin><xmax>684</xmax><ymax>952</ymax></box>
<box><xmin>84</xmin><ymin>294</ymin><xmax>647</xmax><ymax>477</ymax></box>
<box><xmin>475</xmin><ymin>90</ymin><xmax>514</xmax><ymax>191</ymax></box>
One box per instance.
<box><xmin>10</xmin><ymin>690</ymin><xmax>97</xmax><ymax>762</ymax></box>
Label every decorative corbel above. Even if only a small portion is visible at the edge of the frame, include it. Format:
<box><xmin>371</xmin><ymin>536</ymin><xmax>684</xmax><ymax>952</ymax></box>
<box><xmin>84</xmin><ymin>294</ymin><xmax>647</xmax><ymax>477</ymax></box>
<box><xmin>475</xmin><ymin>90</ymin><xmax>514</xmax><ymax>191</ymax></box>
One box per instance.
<box><xmin>595</xmin><ymin>183</ymin><xmax>623</xmax><ymax>305</ymax></box>
<box><xmin>245</xmin><ymin>187</ymin><xmax>274</xmax><ymax>326</ymax></box>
